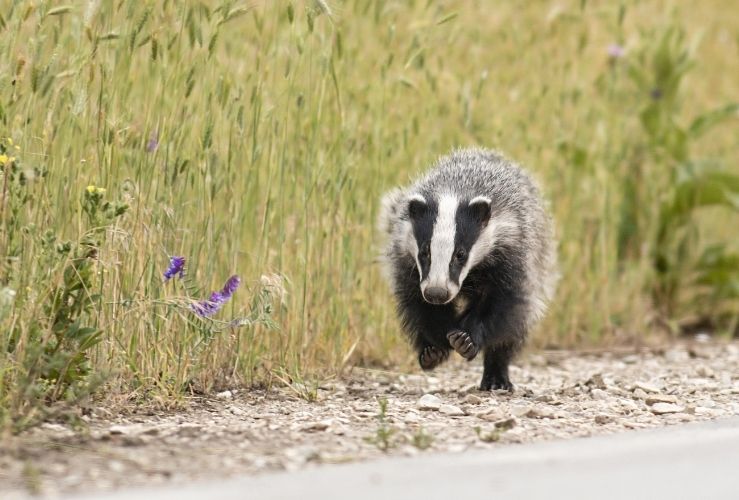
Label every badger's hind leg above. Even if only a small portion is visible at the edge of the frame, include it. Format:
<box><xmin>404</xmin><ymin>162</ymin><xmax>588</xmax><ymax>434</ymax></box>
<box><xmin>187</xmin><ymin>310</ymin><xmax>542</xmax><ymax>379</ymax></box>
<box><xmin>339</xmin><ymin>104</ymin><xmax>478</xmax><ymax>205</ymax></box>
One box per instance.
<box><xmin>418</xmin><ymin>344</ymin><xmax>450</xmax><ymax>371</ymax></box>
<box><xmin>480</xmin><ymin>343</ymin><xmax>516</xmax><ymax>391</ymax></box>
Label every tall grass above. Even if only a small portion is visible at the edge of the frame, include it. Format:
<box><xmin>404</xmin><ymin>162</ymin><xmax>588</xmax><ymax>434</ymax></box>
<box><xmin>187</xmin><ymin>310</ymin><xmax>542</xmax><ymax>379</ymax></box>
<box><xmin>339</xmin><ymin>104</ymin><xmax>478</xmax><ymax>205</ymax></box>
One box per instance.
<box><xmin>1</xmin><ymin>1</ymin><xmax>737</xmax><ymax>428</ymax></box>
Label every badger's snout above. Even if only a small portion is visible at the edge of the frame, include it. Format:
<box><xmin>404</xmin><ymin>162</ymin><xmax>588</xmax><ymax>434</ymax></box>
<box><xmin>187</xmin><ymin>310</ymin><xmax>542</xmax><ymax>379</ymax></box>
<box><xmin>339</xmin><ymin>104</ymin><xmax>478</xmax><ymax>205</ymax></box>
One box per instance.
<box><xmin>422</xmin><ymin>286</ymin><xmax>450</xmax><ymax>304</ymax></box>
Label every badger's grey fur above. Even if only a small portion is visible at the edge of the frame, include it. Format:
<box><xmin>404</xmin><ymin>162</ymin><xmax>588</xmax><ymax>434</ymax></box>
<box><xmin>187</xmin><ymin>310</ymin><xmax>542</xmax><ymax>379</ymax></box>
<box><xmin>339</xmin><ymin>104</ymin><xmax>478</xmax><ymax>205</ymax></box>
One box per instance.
<box><xmin>379</xmin><ymin>148</ymin><xmax>558</xmax><ymax>391</ymax></box>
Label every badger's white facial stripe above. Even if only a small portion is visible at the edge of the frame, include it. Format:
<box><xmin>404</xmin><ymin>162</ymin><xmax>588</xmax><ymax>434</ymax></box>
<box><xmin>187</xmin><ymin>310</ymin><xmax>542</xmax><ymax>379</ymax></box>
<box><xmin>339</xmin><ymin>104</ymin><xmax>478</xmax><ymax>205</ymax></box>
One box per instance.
<box><xmin>426</xmin><ymin>194</ymin><xmax>459</xmax><ymax>289</ymax></box>
<box><xmin>458</xmin><ymin>211</ymin><xmax>519</xmax><ymax>285</ymax></box>
<box><xmin>407</xmin><ymin>193</ymin><xmax>427</xmax><ymax>204</ymax></box>
<box><xmin>404</xmin><ymin>222</ymin><xmax>422</xmax><ymax>280</ymax></box>
<box><xmin>469</xmin><ymin>195</ymin><xmax>492</xmax><ymax>207</ymax></box>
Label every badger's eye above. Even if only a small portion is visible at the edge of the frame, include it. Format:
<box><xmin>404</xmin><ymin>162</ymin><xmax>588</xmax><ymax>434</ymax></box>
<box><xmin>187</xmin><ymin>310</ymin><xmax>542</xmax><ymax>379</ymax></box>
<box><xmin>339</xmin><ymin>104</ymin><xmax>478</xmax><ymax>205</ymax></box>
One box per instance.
<box><xmin>455</xmin><ymin>248</ymin><xmax>467</xmax><ymax>263</ymax></box>
<box><xmin>420</xmin><ymin>244</ymin><xmax>430</xmax><ymax>259</ymax></box>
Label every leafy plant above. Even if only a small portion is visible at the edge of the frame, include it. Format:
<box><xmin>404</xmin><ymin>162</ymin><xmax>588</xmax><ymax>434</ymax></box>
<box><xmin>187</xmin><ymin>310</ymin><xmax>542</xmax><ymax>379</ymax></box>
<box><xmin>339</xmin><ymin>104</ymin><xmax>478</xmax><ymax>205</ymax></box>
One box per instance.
<box><xmin>622</xmin><ymin>25</ymin><xmax>739</xmax><ymax>328</ymax></box>
<box><xmin>1</xmin><ymin>172</ymin><xmax>129</xmax><ymax>427</ymax></box>
<box><xmin>411</xmin><ymin>426</ymin><xmax>434</xmax><ymax>450</ymax></box>
<box><xmin>474</xmin><ymin>425</ymin><xmax>502</xmax><ymax>443</ymax></box>
<box><xmin>365</xmin><ymin>397</ymin><xmax>396</xmax><ymax>452</ymax></box>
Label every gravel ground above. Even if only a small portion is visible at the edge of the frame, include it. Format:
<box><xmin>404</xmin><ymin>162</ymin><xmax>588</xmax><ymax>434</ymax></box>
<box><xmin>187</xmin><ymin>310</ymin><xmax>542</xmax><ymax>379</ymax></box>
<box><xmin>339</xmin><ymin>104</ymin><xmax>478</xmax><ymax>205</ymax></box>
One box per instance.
<box><xmin>2</xmin><ymin>340</ymin><xmax>739</xmax><ymax>498</ymax></box>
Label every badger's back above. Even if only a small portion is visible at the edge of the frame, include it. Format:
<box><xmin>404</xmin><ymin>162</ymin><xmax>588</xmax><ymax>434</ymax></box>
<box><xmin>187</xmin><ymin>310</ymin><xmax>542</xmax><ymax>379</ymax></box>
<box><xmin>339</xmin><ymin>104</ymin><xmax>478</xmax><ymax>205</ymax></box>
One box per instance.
<box><xmin>380</xmin><ymin>147</ymin><xmax>558</xmax><ymax>328</ymax></box>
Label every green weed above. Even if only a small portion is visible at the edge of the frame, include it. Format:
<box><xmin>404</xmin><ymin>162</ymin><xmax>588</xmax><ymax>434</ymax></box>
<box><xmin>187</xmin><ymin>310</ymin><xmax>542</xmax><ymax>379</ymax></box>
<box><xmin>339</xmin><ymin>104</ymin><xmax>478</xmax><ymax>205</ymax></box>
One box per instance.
<box><xmin>365</xmin><ymin>397</ymin><xmax>396</xmax><ymax>452</ymax></box>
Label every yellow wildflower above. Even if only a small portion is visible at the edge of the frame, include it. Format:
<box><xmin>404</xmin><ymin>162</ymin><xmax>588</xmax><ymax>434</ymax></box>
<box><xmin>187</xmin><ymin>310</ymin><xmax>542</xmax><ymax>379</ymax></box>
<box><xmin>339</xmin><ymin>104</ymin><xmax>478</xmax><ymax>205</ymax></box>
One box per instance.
<box><xmin>86</xmin><ymin>185</ymin><xmax>96</xmax><ymax>194</ymax></box>
<box><xmin>0</xmin><ymin>154</ymin><xmax>8</xmax><ymax>166</ymax></box>
<box><xmin>96</xmin><ymin>187</ymin><xmax>106</xmax><ymax>194</ymax></box>
<box><xmin>6</xmin><ymin>138</ymin><xmax>13</xmax><ymax>146</ymax></box>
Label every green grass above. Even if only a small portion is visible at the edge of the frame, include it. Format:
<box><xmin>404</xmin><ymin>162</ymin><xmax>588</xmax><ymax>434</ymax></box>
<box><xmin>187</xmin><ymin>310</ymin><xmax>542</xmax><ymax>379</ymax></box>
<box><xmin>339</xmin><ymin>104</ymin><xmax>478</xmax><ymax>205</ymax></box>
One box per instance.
<box><xmin>1</xmin><ymin>0</ymin><xmax>737</xmax><ymax>428</ymax></box>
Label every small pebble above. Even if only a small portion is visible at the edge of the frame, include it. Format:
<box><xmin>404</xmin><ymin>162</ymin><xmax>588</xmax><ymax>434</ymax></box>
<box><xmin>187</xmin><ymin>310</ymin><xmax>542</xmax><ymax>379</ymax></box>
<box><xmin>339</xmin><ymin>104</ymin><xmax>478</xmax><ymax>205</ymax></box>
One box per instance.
<box><xmin>650</xmin><ymin>403</ymin><xmax>685</xmax><ymax>415</ymax></box>
<box><xmin>645</xmin><ymin>394</ymin><xmax>678</xmax><ymax>405</ymax></box>
<box><xmin>418</xmin><ymin>394</ymin><xmax>442</xmax><ymax>411</ymax></box>
<box><xmin>464</xmin><ymin>394</ymin><xmax>483</xmax><ymax>405</ymax></box>
<box><xmin>633</xmin><ymin>381</ymin><xmax>661</xmax><ymax>394</ymax></box>
<box><xmin>439</xmin><ymin>404</ymin><xmax>465</xmax><ymax>416</ymax></box>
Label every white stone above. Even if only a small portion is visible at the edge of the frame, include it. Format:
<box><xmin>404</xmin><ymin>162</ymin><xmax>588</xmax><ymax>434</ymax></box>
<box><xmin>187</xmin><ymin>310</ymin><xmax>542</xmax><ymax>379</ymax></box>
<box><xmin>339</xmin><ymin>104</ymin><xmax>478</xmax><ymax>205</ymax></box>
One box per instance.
<box><xmin>633</xmin><ymin>381</ymin><xmax>661</xmax><ymax>393</ymax></box>
<box><xmin>650</xmin><ymin>403</ymin><xmax>685</xmax><ymax>415</ymax></box>
<box><xmin>591</xmin><ymin>388</ymin><xmax>609</xmax><ymax>400</ymax></box>
<box><xmin>439</xmin><ymin>404</ymin><xmax>465</xmax><ymax>416</ymax></box>
<box><xmin>417</xmin><ymin>394</ymin><xmax>442</xmax><ymax>410</ymax></box>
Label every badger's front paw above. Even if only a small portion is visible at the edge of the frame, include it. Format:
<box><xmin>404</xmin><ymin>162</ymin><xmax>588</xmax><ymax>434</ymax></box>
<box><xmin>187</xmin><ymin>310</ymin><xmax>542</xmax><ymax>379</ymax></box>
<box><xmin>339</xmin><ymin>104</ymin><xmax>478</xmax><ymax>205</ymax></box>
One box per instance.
<box><xmin>446</xmin><ymin>330</ymin><xmax>479</xmax><ymax>360</ymax></box>
<box><xmin>419</xmin><ymin>345</ymin><xmax>449</xmax><ymax>371</ymax></box>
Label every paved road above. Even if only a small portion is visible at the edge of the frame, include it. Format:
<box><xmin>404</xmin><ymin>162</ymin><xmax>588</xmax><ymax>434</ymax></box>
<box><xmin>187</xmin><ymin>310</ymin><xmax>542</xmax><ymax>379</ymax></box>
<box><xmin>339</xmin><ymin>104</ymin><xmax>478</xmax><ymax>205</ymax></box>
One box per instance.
<box><xmin>83</xmin><ymin>417</ymin><xmax>739</xmax><ymax>500</ymax></box>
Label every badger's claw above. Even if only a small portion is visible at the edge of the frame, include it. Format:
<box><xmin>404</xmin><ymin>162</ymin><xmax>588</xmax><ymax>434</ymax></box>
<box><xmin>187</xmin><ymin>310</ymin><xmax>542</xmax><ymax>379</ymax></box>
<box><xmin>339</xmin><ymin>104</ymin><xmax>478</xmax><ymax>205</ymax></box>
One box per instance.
<box><xmin>419</xmin><ymin>345</ymin><xmax>449</xmax><ymax>371</ymax></box>
<box><xmin>447</xmin><ymin>330</ymin><xmax>479</xmax><ymax>360</ymax></box>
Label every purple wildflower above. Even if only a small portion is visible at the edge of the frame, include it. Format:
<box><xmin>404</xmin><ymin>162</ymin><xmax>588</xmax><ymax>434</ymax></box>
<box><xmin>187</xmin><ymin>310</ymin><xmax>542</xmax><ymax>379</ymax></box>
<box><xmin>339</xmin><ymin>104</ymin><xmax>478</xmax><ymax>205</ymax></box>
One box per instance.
<box><xmin>164</xmin><ymin>256</ymin><xmax>186</xmax><ymax>281</ymax></box>
<box><xmin>191</xmin><ymin>275</ymin><xmax>241</xmax><ymax>318</ymax></box>
<box><xmin>607</xmin><ymin>43</ymin><xmax>625</xmax><ymax>59</ymax></box>
<box><xmin>650</xmin><ymin>88</ymin><xmax>663</xmax><ymax>100</ymax></box>
<box><xmin>191</xmin><ymin>292</ymin><xmax>223</xmax><ymax>317</ymax></box>
<box><xmin>146</xmin><ymin>130</ymin><xmax>159</xmax><ymax>153</ymax></box>
<box><xmin>221</xmin><ymin>275</ymin><xmax>241</xmax><ymax>297</ymax></box>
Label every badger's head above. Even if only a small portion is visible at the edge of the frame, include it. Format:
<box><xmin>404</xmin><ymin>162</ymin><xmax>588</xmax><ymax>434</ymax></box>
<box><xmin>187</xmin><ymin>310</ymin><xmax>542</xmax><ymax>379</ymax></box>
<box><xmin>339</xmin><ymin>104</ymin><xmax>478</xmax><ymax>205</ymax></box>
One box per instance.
<box><xmin>403</xmin><ymin>193</ymin><xmax>510</xmax><ymax>305</ymax></box>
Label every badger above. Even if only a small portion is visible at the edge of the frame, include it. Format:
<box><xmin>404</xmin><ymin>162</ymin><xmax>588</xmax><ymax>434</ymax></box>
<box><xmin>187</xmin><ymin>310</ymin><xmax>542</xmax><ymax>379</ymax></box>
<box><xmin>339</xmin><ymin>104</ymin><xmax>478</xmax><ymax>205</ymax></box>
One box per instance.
<box><xmin>379</xmin><ymin>148</ymin><xmax>558</xmax><ymax>391</ymax></box>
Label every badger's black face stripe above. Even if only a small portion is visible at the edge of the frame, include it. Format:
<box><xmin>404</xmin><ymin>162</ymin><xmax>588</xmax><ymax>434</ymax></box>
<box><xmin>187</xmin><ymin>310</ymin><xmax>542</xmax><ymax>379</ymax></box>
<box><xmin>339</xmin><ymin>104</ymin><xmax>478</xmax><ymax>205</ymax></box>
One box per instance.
<box><xmin>408</xmin><ymin>196</ymin><xmax>438</xmax><ymax>282</ymax></box>
<box><xmin>451</xmin><ymin>201</ymin><xmax>488</xmax><ymax>283</ymax></box>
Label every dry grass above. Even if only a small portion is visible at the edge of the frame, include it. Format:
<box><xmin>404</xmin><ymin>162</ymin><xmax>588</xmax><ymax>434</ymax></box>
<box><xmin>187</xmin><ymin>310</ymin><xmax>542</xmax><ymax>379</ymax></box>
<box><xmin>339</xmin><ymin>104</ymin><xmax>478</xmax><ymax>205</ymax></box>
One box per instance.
<box><xmin>0</xmin><ymin>0</ymin><xmax>737</xmax><ymax>427</ymax></box>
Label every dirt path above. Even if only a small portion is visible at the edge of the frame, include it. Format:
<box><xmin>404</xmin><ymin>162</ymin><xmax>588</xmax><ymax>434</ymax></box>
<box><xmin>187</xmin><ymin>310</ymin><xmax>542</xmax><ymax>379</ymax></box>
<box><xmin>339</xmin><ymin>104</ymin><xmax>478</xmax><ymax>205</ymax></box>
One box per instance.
<box><xmin>2</xmin><ymin>341</ymin><xmax>739</xmax><ymax>498</ymax></box>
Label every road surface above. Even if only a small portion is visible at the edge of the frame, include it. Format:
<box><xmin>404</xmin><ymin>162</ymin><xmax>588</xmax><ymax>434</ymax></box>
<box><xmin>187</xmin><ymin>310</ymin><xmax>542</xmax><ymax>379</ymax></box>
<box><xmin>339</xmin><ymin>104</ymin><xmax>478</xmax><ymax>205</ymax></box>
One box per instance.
<box><xmin>80</xmin><ymin>417</ymin><xmax>739</xmax><ymax>500</ymax></box>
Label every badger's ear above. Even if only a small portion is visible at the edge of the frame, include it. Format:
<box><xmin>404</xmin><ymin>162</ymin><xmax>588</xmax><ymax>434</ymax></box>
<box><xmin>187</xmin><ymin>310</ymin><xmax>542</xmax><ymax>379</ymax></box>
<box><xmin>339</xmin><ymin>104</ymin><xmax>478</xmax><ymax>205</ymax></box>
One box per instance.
<box><xmin>407</xmin><ymin>194</ymin><xmax>428</xmax><ymax>220</ymax></box>
<box><xmin>468</xmin><ymin>196</ymin><xmax>492</xmax><ymax>225</ymax></box>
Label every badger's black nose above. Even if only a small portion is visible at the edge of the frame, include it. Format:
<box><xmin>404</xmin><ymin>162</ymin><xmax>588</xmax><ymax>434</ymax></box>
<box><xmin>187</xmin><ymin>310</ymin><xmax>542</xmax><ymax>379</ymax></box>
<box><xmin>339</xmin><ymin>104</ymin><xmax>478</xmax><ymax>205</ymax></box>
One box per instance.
<box><xmin>424</xmin><ymin>287</ymin><xmax>449</xmax><ymax>304</ymax></box>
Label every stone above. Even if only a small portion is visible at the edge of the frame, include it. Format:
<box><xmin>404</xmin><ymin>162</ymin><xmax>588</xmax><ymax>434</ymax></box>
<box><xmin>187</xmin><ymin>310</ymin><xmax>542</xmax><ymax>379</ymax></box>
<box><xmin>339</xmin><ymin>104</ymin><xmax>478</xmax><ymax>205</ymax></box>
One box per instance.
<box><xmin>404</xmin><ymin>412</ymin><xmax>420</xmax><ymax>423</ymax></box>
<box><xmin>229</xmin><ymin>406</ymin><xmax>246</xmax><ymax>416</ymax></box>
<box><xmin>494</xmin><ymin>417</ymin><xmax>517</xmax><ymax>430</ymax></box>
<box><xmin>418</xmin><ymin>394</ymin><xmax>442</xmax><ymax>410</ymax></box>
<box><xmin>594</xmin><ymin>414</ymin><xmax>613</xmax><ymax>425</ymax></box>
<box><xmin>109</xmin><ymin>425</ymin><xmax>133</xmax><ymax>436</ymax></box>
<box><xmin>464</xmin><ymin>394</ymin><xmax>483</xmax><ymax>405</ymax></box>
<box><xmin>301</xmin><ymin>420</ymin><xmax>331</xmax><ymax>432</ymax></box>
<box><xmin>591</xmin><ymin>388</ymin><xmax>609</xmax><ymax>400</ymax></box>
<box><xmin>622</xmin><ymin>354</ymin><xmax>640</xmax><ymax>364</ymax></box>
<box><xmin>439</xmin><ymin>404</ymin><xmax>465</xmax><ymax>416</ymax></box>
<box><xmin>459</xmin><ymin>384</ymin><xmax>479</xmax><ymax>394</ymax></box>
<box><xmin>477</xmin><ymin>408</ymin><xmax>506</xmax><ymax>422</ymax></box>
<box><xmin>216</xmin><ymin>390</ymin><xmax>234</xmax><ymax>399</ymax></box>
<box><xmin>618</xmin><ymin>399</ymin><xmax>639</xmax><ymax>411</ymax></box>
<box><xmin>693</xmin><ymin>407</ymin><xmax>724</xmax><ymax>417</ymax></box>
<box><xmin>521</xmin><ymin>406</ymin><xmax>555</xmax><ymax>419</ymax></box>
<box><xmin>586</xmin><ymin>373</ymin><xmax>607</xmax><ymax>389</ymax></box>
<box><xmin>633</xmin><ymin>388</ymin><xmax>648</xmax><ymax>400</ymax></box>
<box><xmin>650</xmin><ymin>403</ymin><xmax>685</xmax><ymax>415</ymax></box>
<box><xmin>633</xmin><ymin>381</ymin><xmax>661</xmax><ymax>394</ymax></box>
<box><xmin>535</xmin><ymin>393</ymin><xmax>557</xmax><ymax>403</ymax></box>
<box><xmin>645</xmin><ymin>394</ymin><xmax>678</xmax><ymax>405</ymax></box>
<box><xmin>695</xmin><ymin>398</ymin><xmax>716</xmax><ymax>408</ymax></box>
